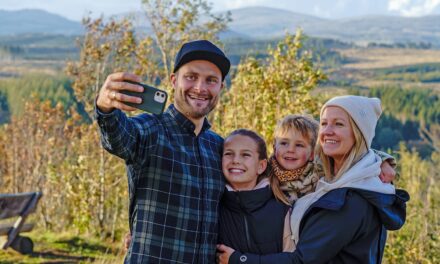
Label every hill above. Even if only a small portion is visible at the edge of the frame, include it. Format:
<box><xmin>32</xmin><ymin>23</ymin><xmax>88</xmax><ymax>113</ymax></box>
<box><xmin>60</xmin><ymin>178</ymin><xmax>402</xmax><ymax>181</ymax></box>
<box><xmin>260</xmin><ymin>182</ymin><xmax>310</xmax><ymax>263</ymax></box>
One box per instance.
<box><xmin>226</xmin><ymin>7</ymin><xmax>440</xmax><ymax>46</ymax></box>
<box><xmin>1</xmin><ymin>7</ymin><xmax>440</xmax><ymax>46</ymax></box>
<box><xmin>0</xmin><ymin>9</ymin><xmax>83</xmax><ymax>35</ymax></box>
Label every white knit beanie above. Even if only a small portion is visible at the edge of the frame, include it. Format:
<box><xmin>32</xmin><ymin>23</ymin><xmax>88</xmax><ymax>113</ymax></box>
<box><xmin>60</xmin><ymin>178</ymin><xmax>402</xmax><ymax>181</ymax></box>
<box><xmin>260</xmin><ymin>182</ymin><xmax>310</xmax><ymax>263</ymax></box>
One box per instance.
<box><xmin>321</xmin><ymin>95</ymin><xmax>382</xmax><ymax>148</ymax></box>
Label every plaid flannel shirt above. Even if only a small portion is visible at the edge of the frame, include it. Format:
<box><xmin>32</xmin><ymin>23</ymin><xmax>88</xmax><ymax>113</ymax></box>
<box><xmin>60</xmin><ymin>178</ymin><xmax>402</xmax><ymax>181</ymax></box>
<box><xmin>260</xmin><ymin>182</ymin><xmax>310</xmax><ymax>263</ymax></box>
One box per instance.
<box><xmin>96</xmin><ymin>104</ymin><xmax>225</xmax><ymax>263</ymax></box>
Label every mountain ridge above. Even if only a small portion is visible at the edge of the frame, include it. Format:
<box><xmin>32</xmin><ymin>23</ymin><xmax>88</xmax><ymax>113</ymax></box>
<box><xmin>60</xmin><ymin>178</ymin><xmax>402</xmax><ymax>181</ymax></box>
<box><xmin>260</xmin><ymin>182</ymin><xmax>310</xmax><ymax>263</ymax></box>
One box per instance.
<box><xmin>1</xmin><ymin>7</ymin><xmax>440</xmax><ymax>46</ymax></box>
<box><xmin>0</xmin><ymin>9</ymin><xmax>83</xmax><ymax>35</ymax></box>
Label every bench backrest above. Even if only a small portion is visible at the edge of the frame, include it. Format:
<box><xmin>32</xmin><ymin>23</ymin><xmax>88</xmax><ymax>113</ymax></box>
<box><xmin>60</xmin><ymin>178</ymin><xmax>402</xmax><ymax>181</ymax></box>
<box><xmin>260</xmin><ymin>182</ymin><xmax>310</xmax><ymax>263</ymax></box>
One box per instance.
<box><xmin>0</xmin><ymin>192</ymin><xmax>42</xmax><ymax>220</ymax></box>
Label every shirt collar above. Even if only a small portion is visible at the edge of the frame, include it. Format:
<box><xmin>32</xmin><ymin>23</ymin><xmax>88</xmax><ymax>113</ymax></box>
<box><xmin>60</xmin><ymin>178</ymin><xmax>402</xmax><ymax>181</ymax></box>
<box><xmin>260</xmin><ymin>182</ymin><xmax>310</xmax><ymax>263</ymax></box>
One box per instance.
<box><xmin>167</xmin><ymin>104</ymin><xmax>212</xmax><ymax>134</ymax></box>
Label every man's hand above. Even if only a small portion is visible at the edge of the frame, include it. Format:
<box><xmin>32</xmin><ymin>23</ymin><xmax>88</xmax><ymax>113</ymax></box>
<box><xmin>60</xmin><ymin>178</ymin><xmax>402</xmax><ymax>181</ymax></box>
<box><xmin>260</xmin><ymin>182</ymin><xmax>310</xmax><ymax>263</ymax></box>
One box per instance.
<box><xmin>380</xmin><ymin>160</ymin><xmax>396</xmax><ymax>183</ymax></box>
<box><xmin>123</xmin><ymin>232</ymin><xmax>131</xmax><ymax>251</ymax></box>
<box><xmin>217</xmin><ymin>244</ymin><xmax>235</xmax><ymax>264</ymax></box>
<box><xmin>96</xmin><ymin>72</ymin><xmax>144</xmax><ymax>113</ymax></box>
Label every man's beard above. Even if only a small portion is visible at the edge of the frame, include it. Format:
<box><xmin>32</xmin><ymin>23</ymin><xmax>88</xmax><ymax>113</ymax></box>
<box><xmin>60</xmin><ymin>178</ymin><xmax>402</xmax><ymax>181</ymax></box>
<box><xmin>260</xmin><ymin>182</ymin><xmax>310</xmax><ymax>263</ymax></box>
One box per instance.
<box><xmin>176</xmin><ymin>91</ymin><xmax>219</xmax><ymax>119</ymax></box>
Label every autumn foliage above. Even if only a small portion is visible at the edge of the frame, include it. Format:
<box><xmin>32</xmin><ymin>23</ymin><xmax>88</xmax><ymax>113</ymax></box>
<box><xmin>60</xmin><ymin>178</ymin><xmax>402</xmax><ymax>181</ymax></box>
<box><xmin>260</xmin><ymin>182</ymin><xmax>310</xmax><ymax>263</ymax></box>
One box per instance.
<box><xmin>0</xmin><ymin>1</ymin><xmax>438</xmax><ymax>263</ymax></box>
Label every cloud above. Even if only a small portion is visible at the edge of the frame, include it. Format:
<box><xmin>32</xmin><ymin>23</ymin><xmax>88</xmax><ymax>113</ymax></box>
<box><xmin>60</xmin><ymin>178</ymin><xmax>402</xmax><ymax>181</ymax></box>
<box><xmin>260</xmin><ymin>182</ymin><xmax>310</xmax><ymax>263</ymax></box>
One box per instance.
<box><xmin>388</xmin><ymin>0</ymin><xmax>440</xmax><ymax>16</ymax></box>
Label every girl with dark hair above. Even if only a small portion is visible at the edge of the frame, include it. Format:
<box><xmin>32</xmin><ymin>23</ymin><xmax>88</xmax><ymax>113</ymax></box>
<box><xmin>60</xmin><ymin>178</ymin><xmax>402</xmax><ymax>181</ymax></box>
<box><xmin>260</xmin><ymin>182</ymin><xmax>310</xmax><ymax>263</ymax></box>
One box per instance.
<box><xmin>218</xmin><ymin>129</ymin><xmax>292</xmax><ymax>262</ymax></box>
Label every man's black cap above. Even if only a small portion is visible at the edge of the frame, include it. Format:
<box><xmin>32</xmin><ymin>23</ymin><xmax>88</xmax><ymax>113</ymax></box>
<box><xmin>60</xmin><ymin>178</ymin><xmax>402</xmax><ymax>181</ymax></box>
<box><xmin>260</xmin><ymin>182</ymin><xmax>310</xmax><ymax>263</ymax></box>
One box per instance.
<box><xmin>173</xmin><ymin>40</ymin><xmax>230</xmax><ymax>81</ymax></box>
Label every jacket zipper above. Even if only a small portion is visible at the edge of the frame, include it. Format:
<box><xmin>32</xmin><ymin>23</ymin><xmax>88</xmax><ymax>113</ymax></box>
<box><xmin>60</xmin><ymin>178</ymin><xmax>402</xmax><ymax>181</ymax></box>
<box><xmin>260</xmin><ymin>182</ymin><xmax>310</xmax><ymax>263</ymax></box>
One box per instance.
<box><xmin>236</xmin><ymin>193</ymin><xmax>252</xmax><ymax>250</ymax></box>
<box><xmin>243</xmin><ymin>215</ymin><xmax>252</xmax><ymax>250</ymax></box>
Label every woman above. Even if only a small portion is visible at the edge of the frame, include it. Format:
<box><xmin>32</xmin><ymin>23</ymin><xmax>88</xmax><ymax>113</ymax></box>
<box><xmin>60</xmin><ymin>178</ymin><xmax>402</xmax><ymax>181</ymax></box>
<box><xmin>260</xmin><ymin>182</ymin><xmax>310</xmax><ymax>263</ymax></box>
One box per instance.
<box><xmin>218</xmin><ymin>95</ymin><xmax>409</xmax><ymax>263</ymax></box>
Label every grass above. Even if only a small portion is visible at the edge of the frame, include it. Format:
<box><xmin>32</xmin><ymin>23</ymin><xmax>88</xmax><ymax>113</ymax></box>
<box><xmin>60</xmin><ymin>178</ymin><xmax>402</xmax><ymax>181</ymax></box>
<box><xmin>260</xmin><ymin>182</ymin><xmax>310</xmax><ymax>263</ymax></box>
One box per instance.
<box><xmin>322</xmin><ymin>47</ymin><xmax>440</xmax><ymax>91</ymax></box>
<box><xmin>337</xmin><ymin>48</ymin><xmax>440</xmax><ymax>70</ymax></box>
<box><xmin>0</xmin><ymin>231</ymin><xmax>126</xmax><ymax>264</ymax></box>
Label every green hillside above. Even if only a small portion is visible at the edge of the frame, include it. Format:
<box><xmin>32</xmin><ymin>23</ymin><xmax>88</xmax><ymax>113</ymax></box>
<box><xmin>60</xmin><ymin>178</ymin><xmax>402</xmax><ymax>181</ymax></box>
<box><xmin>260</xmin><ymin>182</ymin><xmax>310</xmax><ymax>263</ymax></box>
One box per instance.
<box><xmin>0</xmin><ymin>74</ymin><xmax>87</xmax><ymax>122</ymax></box>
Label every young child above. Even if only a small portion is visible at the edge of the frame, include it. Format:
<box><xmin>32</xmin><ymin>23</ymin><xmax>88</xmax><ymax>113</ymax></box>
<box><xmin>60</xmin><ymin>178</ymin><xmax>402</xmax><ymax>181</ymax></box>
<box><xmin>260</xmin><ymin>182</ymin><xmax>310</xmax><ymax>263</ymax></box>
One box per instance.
<box><xmin>270</xmin><ymin>114</ymin><xmax>321</xmax><ymax>204</ymax></box>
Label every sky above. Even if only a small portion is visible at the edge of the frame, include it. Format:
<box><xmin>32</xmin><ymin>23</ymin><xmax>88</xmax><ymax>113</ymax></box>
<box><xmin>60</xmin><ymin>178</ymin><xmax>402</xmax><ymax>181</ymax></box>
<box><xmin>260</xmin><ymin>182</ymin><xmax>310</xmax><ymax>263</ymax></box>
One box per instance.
<box><xmin>0</xmin><ymin>0</ymin><xmax>440</xmax><ymax>21</ymax></box>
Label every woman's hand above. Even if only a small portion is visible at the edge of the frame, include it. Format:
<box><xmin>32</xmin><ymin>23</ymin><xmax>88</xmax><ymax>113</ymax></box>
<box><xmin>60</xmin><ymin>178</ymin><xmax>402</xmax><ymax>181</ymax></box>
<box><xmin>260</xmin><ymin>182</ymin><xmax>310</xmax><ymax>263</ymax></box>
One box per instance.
<box><xmin>216</xmin><ymin>244</ymin><xmax>235</xmax><ymax>264</ymax></box>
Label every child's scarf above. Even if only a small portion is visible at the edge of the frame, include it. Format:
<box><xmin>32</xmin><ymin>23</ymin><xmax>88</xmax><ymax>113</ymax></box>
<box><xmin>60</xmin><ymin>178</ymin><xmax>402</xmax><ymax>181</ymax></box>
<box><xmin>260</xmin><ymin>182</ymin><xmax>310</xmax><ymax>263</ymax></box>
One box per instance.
<box><xmin>270</xmin><ymin>155</ymin><xmax>310</xmax><ymax>182</ymax></box>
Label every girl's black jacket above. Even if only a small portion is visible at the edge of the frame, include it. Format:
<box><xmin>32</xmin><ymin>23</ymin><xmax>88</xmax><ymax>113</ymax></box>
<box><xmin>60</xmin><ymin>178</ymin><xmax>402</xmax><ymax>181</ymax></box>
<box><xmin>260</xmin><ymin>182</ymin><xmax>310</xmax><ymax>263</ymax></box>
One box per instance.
<box><xmin>218</xmin><ymin>184</ymin><xmax>290</xmax><ymax>262</ymax></box>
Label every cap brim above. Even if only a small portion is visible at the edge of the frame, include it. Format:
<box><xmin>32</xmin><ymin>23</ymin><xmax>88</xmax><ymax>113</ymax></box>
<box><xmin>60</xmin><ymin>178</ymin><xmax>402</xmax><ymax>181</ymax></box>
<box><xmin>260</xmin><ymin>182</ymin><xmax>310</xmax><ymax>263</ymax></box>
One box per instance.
<box><xmin>173</xmin><ymin>50</ymin><xmax>230</xmax><ymax>80</ymax></box>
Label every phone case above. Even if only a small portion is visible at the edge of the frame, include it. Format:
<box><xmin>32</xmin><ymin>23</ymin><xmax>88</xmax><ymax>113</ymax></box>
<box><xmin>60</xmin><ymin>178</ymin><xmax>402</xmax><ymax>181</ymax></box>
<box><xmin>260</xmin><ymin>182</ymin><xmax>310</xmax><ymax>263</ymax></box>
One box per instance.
<box><xmin>121</xmin><ymin>81</ymin><xmax>168</xmax><ymax>114</ymax></box>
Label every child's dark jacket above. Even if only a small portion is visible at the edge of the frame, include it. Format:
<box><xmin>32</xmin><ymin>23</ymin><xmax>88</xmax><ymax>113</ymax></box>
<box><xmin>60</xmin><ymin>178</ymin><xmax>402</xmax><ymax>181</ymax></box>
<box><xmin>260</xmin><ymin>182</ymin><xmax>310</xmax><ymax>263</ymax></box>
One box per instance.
<box><xmin>218</xmin><ymin>180</ymin><xmax>290</xmax><ymax>261</ymax></box>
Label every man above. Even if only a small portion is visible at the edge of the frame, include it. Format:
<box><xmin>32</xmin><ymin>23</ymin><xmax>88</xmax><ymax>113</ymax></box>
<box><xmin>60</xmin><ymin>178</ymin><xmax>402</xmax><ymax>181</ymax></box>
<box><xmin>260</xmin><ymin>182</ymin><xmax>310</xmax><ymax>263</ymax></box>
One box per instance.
<box><xmin>95</xmin><ymin>40</ymin><xmax>230</xmax><ymax>263</ymax></box>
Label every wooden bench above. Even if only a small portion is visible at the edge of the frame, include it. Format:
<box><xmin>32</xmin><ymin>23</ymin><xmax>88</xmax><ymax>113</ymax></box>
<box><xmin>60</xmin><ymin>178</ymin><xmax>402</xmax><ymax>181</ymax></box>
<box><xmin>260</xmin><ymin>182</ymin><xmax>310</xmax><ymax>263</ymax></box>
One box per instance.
<box><xmin>0</xmin><ymin>192</ymin><xmax>42</xmax><ymax>254</ymax></box>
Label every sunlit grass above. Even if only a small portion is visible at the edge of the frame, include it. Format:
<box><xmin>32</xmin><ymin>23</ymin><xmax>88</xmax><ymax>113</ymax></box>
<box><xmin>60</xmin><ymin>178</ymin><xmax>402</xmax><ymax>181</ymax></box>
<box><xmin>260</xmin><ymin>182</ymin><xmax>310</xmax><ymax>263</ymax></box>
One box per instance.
<box><xmin>338</xmin><ymin>48</ymin><xmax>440</xmax><ymax>69</ymax></box>
<box><xmin>0</xmin><ymin>231</ymin><xmax>126</xmax><ymax>264</ymax></box>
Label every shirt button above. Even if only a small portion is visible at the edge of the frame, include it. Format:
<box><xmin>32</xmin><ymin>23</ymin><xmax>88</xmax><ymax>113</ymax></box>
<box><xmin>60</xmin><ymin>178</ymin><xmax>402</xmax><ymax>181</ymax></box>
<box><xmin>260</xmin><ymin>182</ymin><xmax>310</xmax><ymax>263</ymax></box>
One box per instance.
<box><xmin>240</xmin><ymin>255</ymin><xmax>247</xmax><ymax>262</ymax></box>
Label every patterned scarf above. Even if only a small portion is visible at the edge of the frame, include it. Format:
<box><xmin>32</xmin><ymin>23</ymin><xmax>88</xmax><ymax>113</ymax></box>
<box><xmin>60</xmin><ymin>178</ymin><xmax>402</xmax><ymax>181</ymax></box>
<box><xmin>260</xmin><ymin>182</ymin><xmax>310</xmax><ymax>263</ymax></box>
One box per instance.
<box><xmin>270</xmin><ymin>155</ymin><xmax>310</xmax><ymax>182</ymax></box>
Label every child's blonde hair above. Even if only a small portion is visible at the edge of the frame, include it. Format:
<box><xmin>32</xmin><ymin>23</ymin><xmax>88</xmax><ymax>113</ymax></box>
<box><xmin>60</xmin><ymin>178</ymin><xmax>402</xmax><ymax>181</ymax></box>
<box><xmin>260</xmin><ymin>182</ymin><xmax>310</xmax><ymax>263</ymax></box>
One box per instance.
<box><xmin>271</xmin><ymin>114</ymin><xmax>319</xmax><ymax>205</ymax></box>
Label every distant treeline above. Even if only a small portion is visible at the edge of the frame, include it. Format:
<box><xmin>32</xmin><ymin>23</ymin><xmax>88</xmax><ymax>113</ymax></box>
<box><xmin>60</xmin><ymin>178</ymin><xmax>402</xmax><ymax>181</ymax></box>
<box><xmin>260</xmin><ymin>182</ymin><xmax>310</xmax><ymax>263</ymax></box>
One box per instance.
<box><xmin>0</xmin><ymin>33</ymin><xmax>350</xmax><ymax>66</ymax></box>
<box><xmin>0</xmin><ymin>44</ymin><xmax>79</xmax><ymax>60</ymax></box>
<box><xmin>367</xmin><ymin>41</ymin><xmax>432</xmax><ymax>49</ymax></box>
<box><xmin>360</xmin><ymin>86</ymin><xmax>440</xmax><ymax>157</ymax></box>
<box><xmin>0</xmin><ymin>45</ymin><xmax>24</xmax><ymax>58</ymax></box>
<box><xmin>0</xmin><ymin>34</ymin><xmax>80</xmax><ymax>60</ymax></box>
<box><xmin>369</xmin><ymin>86</ymin><xmax>439</xmax><ymax>125</ymax></box>
<box><xmin>224</xmin><ymin>37</ymin><xmax>351</xmax><ymax>68</ymax></box>
<box><xmin>374</xmin><ymin>63</ymin><xmax>440</xmax><ymax>83</ymax></box>
<box><xmin>0</xmin><ymin>75</ymin><xmax>87</xmax><ymax>122</ymax></box>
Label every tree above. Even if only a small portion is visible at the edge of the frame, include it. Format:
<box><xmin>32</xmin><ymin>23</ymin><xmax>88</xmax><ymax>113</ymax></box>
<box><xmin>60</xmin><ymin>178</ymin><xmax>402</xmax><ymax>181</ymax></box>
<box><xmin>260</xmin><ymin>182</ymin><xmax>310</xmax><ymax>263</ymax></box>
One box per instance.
<box><xmin>0</xmin><ymin>96</ymin><xmax>127</xmax><ymax>238</ymax></box>
<box><xmin>384</xmin><ymin>144</ymin><xmax>439</xmax><ymax>263</ymax></box>
<box><xmin>65</xmin><ymin>17</ymin><xmax>142</xmax><ymax>119</ymax></box>
<box><xmin>0</xmin><ymin>90</ymin><xmax>10</xmax><ymax>124</ymax></box>
<box><xmin>213</xmin><ymin>30</ymin><xmax>326</xmax><ymax>144</ymax></box>
<box><xmin>142</xmin><ymin>0</ymin><xmax>231</xmax><ymax>100</ymax></box>
<box><xmin>0</xmin><ymin>97</ymin><xmax>71</xmax><ymax>228</ymax></box>
<box><xmin>402</xmin><ymin>120</ymin><xmax>420</xmax><ymax>141</ymax></box>
<box><xmin>373</xmin><ymin>127</ymin><xmax>403</xmax><ymax>150</ymax></box>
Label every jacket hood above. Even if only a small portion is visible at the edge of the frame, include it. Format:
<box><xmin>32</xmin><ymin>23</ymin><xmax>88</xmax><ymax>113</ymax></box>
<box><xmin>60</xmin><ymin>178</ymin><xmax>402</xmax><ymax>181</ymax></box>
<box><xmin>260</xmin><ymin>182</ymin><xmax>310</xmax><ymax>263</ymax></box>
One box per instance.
<box><xmin>356</xmin><ymin>188</ymin><xmax>409</xmax><ymax>230</ymax></box>
<box><xmin>313</xmin><ymin>187</ymin><xmax>409</xmax><ymax>231</ymax></box>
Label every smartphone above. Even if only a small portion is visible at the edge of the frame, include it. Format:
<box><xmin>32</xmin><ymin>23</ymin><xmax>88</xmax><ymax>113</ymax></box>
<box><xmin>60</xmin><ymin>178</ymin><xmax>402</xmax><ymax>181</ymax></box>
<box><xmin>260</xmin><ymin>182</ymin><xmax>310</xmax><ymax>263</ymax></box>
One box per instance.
<box><xmin>120</xmin><ymin>81</ymin><xmax>168</xmax><ymax>114</ymax></box>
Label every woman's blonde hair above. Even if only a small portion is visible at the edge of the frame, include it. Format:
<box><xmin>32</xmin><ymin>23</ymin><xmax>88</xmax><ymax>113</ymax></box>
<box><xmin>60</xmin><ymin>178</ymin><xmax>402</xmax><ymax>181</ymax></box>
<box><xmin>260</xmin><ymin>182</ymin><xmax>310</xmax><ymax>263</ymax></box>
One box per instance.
<box><xmin>270</xmin><ymin>114</ymin><xmax>319</xmax><ymax>205</ymax></box>
<box><xmin>316</xmin><ymin>108</ymin><xmax>368</xmax><ymax>182</ymax></box>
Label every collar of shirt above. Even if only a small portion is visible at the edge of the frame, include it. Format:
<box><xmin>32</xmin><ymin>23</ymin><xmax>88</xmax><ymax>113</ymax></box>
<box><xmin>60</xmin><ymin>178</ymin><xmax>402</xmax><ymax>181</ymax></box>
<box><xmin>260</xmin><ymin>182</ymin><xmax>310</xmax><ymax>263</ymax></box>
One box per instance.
<box><xmin>167</xmin><ymin>104</ymin><xmax>212</xmax><ymax>135</ymax></box>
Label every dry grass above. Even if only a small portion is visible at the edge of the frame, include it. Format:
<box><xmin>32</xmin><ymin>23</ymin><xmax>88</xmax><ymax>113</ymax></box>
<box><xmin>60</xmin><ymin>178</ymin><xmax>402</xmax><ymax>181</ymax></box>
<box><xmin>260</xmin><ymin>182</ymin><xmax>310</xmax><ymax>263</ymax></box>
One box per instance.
<box><xmin>338</xmin><ymin>48</ymin><xmax>440</xmax><ymax>69</ymax></box>
<box><xmin>0</xmin><ymin>59</ymin><xmax>65</xmax><ymax>78</ymax></box>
